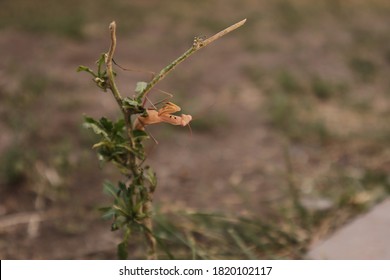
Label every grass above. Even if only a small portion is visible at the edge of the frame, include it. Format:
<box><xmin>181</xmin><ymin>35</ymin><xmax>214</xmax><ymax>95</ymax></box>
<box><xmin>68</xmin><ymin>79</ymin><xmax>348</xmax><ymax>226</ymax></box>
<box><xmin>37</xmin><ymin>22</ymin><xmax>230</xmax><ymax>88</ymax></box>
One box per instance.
<box><xmin>348</xmin><ymin>56</ymin><xmax>378</xmax><ymax>83</ymax></box>
<box><xmin>310</xmin><ymin>76</ymin><xmax>334</xmax><ymax>100</ymax></box>
<box><xmin>272</xmin><ymin>0</ymin><xmax>305</xmax><ymax>33</ymax></box>
<box><xmin>142</xmin><ymin>153</ymin><xmax>389</xmax><ymax>260</ymax></box>
<box><xmin>152</xmin><ymin>211</ymin><xmax>307</xmax><ymax>259</ymax></box>
<box><xmin>277</xmin><ymin>71</ymin><xmax>303</xmax><ymax>94</ymax></box>
<box><xmin>0</xmin><ymin>0</ymin><xmax>85</xmax><ymax>39</ymax></box>
<box><xmin>0</xmin><ymin>144</ymin><xmax>29</xmax><ymax>187</ymax></box>
<box><xmin>265</xmin><ymin>90</ymin><xmax>332</xmax><ymax>144</ymax></box>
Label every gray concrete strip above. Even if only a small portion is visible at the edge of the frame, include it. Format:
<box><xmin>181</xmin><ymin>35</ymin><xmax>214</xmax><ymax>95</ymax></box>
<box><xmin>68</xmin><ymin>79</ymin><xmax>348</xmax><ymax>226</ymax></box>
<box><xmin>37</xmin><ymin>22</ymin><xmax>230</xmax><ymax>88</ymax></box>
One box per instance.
<box><xmin>307</xmin><ymin>198</ymin><xmax>390</xmax><ymax>259</ymax></box>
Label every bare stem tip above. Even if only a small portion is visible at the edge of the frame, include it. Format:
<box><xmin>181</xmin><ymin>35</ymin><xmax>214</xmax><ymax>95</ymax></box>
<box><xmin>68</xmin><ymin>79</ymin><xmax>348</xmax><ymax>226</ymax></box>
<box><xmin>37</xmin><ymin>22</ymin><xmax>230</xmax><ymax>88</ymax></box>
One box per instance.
<box><xmin>109</xmin><ymin>21</ymin><xmax>116</xmax><ymax>30</ymax></box>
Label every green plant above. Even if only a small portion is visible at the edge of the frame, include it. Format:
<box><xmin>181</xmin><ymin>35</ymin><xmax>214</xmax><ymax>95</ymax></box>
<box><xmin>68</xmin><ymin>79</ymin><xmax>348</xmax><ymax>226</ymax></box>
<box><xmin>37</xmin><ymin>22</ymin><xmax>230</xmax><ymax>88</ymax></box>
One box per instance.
<box><xmin>78</xmin><ymin>20</ymin><xmax>246</xmax><ymax>259</ymax></box>
<box><xmin>277</xmin><ymin>70</ymin><xmax>302</xmax><ymax>94</ymax></box>
<box><xmin>349</xmin><ymin>56</ymin><xmax>377</xmax><ymax>83</ymax></box>
<box><xmin>273</xmin><ymin>0</ymin><xmax>304</xmax><ymax>33</ymax></box>
<box><xmin>0</xmin><ymin>0</ymin><xmax>85</xmax><ymax>39</ymax></box>
<box><xmin>310</xmin><ymin>76</ymin><xmax>333</xmax><ymax>100</ymax></box>
<box><xmin>0</xmin><ymin>144</ymin><xmax>29</xmax><ymax>187</ymax></box>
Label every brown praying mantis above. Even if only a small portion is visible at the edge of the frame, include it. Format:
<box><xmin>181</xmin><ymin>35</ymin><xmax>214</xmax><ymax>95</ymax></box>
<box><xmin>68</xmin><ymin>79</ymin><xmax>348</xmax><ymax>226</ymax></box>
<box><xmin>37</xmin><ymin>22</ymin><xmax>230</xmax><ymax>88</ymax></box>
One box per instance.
<box><xmin>135</xmin><ymin>99</ymin><xmax>193</xmax><ymax>145</ymax></box>
<box><xmin>116</xmin><ymin>18</ymin><xmax>247</xmax><ymax>139</ymax></box>
<box><xmin>113</xmin><ymin>60</ymin><xmax>193</xmax><ymax>134</ymax></box>
<box><xmin>133</xmin><ymin>89</ymin><xmax>193</xmax><ymax>145</ymax></box>
<box><xmin>134</xmin><ymin>101</ymin><xmax>192</xmax><ymax>131</ymax></box>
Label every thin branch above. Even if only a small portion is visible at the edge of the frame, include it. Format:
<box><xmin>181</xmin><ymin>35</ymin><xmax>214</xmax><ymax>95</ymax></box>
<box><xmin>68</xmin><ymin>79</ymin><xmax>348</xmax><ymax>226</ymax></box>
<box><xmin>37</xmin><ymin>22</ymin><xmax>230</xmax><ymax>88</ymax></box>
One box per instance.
<box><xmin>106</xmin><ymin>21</ymin><xmax>135</xmax><ymax>146</ymax></box>
<box><xmin>106</xmin><ymin>21</ymin><xmax>157</xmax><ymax>259</ymax></box>
<box><xmin>137</xmin><ymin>18</ymin><xmax>247</xmax><ymax>100</ymax></box>
<box><xmin>199</xmin><ymin>18</ymin><xmax>247</xmax><ymax>48</ymax></box>
<box><xmin>106</xmin><ymin>21</ymin><xmax>124</xmax><ymax>114</ymax></box>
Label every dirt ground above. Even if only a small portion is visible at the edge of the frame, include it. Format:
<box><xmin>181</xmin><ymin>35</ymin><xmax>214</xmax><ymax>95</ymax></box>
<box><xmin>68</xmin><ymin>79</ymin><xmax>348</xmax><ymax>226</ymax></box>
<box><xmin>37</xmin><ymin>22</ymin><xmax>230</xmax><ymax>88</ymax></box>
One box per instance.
<box><xmin>0</xmin><ymin>0</ymin><xmax>389</xmax><ymax>259</ymax></box>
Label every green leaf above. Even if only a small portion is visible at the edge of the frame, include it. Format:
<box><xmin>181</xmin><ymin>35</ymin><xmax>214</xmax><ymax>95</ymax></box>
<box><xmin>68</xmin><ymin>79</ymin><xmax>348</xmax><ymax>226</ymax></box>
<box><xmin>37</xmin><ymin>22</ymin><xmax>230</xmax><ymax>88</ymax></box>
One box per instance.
<box><xmin>103</xmin><ymin>180</ymin><xmax>118</xmax><ymax>199</ymax></box>
<box><xmin>113</xmin><ymin>204</ymin><xmax>131</xmax><ymax>217</ymax></box>
<box><xmin>116</xmin><ymin>144</ymin><xmax>136</xmax><ymax>157</ymax></box>
<box><xmin>135</xmin><ymin>81</ymin><xmax>148</xmax><ymax>94</ymax></box>
<box><xmin>96</xmin><ymin>53</ymin><xmax>106</xmax><ymax>77</ymax></box>
<box><xmin>83</xmin><ymin>117</ymin><xmax>126</xmax><ymax>146</ymax></box>
<box><xmin>77</xmin><ymin>65</ymin><xmax>96</xmax><ymax>76</ymax></box>
<box><xmin>133</xmin><ymin>130</ymin><xmax>149</xmax><ymax>140</ymax></box>
<box><xmin>144</xmin><ymin>166</ymin><xmax>157</xmax><ymax>189</ymax></box>
<box><xmin>113</xmin><ymin>118</ymin><xmax>126</xmax><ymax>134</ymax></box>
<box><xmin>100</xmin><ymin>207</ymin><xmax>116</xmax><ymax>220</ymax></box>
<box><xmin>122</xmin><ymin>97</ymin><xmax>140</xmax><ymax>108</ymax></box>
<box><xmin>92</xmin><ymin>141</ymin><xmax>110</xmax><ymax>149</ymax></box>
<box><xmin>83</xmin><ymin>115</ymin><xmax>98</xmax><ymax>125</ymax></box>
<box><xmin>83</xmin><ymin>116</ymin><xmax>109</xmax><ymax>138</ymax></box>
<box><xmin>122</xmin><ymin>97</ymin><xmax>145</xmax><ymax>114</ymax></box>
<box><xmin>99</xmin><ymin>117</ymin><xmax>114</xmax><ymax>132</ymax></box>
<box><xmin>118</xmin><ymin>181</ymin><xmax>127</xmax><ymax>192</ymax></box>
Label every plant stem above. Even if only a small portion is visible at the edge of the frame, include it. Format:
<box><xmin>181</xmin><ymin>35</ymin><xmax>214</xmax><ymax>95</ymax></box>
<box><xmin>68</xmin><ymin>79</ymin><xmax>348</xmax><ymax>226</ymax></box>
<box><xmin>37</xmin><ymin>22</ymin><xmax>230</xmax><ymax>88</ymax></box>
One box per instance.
<box><xmin>200</xmin><ymin>18</ymin><xmax>247</xmax><ymax>47</ymax></box>
<box><xmin>106</xmin><ymin>21</ymin><xmax>124</xmax><ymax>115</ymax></box>
<box><xmin>106</xmin><ymin>21</ymin><xmax>157</xmax><ymax>259</ymax></box>
<box><xmin>104</xmin><ymin>19</ymin><xmax>246</xmax><ymax>260</ymax></box>
<box><xmin>107</xmin><ymin>21</ymin><xmax>135</xmax><ymax>156</ymax></box>
<box><xmin>143</xmin><ymin>199</ymin><xmax>157</xmax><ymax>259</ymax></box>
<box><xmin>138</xmin><ymin>18</ymin><xmax>247</xmax><ymax>100</ymax></box>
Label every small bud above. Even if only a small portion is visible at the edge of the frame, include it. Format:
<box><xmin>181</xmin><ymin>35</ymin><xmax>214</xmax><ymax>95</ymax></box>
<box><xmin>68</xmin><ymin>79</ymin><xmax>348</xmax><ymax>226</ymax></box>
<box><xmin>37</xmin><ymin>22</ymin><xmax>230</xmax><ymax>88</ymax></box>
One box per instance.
<box><xmin>193</xmin><ymin>36</ymin><xmax>205</xmax><ymax>48</ymax></box>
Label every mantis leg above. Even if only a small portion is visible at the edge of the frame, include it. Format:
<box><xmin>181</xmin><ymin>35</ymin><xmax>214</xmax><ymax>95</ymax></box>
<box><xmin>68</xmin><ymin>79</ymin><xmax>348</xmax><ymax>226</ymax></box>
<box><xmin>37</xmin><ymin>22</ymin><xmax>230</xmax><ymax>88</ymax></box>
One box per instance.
<box><xmin>143</xmin><ymin>88</ymin><xmax>174</xmax><ymax>107</ymax></box>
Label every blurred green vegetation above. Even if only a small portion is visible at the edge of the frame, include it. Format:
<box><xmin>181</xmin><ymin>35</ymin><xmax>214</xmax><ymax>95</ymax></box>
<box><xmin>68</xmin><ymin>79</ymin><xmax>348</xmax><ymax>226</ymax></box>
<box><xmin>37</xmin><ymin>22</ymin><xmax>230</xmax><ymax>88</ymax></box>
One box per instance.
<box><xmin>0</xmin><ymin>0</ymin><xmax>85</xmax><ymax>39</ymax></box>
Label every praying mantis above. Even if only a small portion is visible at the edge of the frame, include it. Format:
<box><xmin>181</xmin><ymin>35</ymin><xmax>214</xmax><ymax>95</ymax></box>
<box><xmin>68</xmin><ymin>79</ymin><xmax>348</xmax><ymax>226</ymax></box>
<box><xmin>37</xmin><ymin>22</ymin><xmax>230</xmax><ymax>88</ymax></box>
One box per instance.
<box><xmin>112</xmin><ymin>59</ymin><xmax>193</xmax><ymax>133</ymax></box>
<box><xmin>134</xmin><ymin>101</ymin><xmax>193</xmax><ymax>131</ymax></box>
<box><xmin>113</xmin><ymin>60</ymin><xmax>192</xmax><ymax>131</ymax></box>
<box><xmin>134</xmin><ymin>99</ymin><xmax>193</xmax><ymax>145</ymax></box>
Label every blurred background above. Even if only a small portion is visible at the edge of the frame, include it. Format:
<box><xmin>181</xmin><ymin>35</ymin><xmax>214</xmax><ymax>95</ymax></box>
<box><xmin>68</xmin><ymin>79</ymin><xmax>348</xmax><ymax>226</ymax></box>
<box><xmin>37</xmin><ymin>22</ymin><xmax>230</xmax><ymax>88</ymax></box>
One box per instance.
<box><xmin>0</xmin><ymin>0</ymin><xmax>389</xmax><ymax>259</ymax></box>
